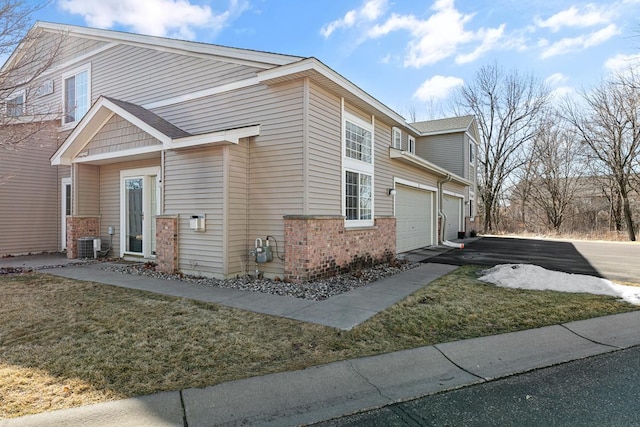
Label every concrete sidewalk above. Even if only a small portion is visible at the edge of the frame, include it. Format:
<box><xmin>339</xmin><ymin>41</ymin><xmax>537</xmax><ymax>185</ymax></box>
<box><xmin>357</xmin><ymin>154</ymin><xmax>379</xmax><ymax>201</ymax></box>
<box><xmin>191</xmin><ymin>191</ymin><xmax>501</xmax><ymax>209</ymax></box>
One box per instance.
<box><xmin>43</xmin><ymin>261</ymin><xmax>458</xmax><ymax>330</ymax></box>
<box><xmin>3</xmin><ymin>311</ymin><xmax>639</xmax><ymax>427</ymax></box>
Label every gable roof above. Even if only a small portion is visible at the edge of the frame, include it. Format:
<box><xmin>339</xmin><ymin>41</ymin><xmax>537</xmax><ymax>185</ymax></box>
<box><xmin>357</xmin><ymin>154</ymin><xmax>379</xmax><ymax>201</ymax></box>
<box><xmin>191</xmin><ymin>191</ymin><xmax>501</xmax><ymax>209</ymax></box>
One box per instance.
<box><xmin>411</xmin><ymin>115</ymin><xmax>474</xmax><ymax>133</ymax></box>
<box><xmin>51</xmin><ymin>96</ymin><xmax>260</xmax><ymax>165</ymax></box>
<box><xmin>14</xmin><ymin>21</ymin><xmax>303</xmax><ymax>73</ymax></box>
<box><xmin>104</xmin><ymin>97</ymin><xmax>191</xmax><ymax>139</ymax></box>
<box><xmin>411</xmin><ymin>115</ymin><xmax>480</xmax><ymax>143</ymax></box>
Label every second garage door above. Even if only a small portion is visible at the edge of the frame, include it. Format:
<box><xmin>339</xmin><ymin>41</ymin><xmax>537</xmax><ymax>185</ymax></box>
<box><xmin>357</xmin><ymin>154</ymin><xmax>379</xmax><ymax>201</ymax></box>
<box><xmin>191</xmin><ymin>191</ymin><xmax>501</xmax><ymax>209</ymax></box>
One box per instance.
<box><xmin>442</xmin><ymin>194</ymin><xmax>463</xmax><ymax>241</ymax></box>
<box><xmin>396</xmin><ymin>185</ymin><xmax>433</xmax><ymax>252</ymax></box>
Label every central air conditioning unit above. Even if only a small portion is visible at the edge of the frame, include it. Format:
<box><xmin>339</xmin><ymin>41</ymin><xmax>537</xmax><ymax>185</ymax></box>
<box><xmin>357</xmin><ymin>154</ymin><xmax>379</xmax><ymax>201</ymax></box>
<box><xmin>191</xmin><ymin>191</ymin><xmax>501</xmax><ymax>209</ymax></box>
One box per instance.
<box><xmin>77</xmin><ymin>237</ymin><xmax>101</xmax><ymax>258</ymax></box>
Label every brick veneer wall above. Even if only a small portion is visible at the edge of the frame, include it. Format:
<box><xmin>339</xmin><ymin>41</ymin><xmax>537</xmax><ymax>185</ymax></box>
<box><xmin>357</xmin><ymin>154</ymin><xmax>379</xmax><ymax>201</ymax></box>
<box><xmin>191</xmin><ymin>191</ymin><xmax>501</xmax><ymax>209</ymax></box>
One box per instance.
<box><xmin>156</xmin><ymin>215</ymin><xmax>179</xmax><ymax>274</ymax></box>
<box><xmin>283</xmin><ymin>215</ymin><xmax>396</xmax><ymax>282</ymax></box>
<box><xmin>66</xmin><ymin>216</ymin><xmax>100</xmax><ymax>259</ymax></box>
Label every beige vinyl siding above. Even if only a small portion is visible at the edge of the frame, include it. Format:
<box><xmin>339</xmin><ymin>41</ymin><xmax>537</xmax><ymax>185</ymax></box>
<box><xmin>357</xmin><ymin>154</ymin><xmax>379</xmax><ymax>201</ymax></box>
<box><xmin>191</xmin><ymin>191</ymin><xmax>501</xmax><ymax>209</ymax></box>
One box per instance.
<box><xmin>164</xmin><ymin>146</ymin><xmax>225</xmax><ymax>277</ymax></box>
<box><xmin>307</xmin><ymin>82</ymin><xmax>341</xmax><ymax>214</ymax></box>
<box><xmin>84</xmin><ymin>115</ymin><xmax>160</xmax><ymax>156</ymax></box>
<box><xmin>416</xmin><ymin>133</ymin><xmax>464</xmax><ymax>177</ymax></box>
<box><xmin>0</xmin><ymin>135</ymin><xmax>59</xmax><ymax>255</ymax></box>
<box><xmin>226</xmin><ymin>139</ymin><xmax>250</xmax><ymax>275</ymax></box>
<box><xmin>91</xmin><ymin>44</ymin><xmax>261</xmax><ymax>106</ymax></box>
<box><xmin>152</xmin><ymin>81</ymin><xmax>305</xmax><ymax>278</ymax></box>
<box><xmin>247</xmin><ymin>82</ymin><xmax>305</xmax><ymax>278</ymax></box>
<box><xmin>76</xmin><ymin>164</ymin><xmax>99</xmax><ymax>215</ymax></box>
<box><xmin>99</xmin><ymin>158</ymin><xmax>160</xmax><ymax>257</ymax></box>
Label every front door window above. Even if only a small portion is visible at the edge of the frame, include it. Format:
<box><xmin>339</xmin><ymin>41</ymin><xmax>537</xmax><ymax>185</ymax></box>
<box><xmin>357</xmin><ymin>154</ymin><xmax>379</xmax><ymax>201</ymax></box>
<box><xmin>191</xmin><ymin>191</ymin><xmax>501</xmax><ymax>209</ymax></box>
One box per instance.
<box><xmin>125</xmin><ymin>178</ymin><xmax>144</xmax><ymax>253</ymax></box>
<box><xmin>121</xmin><ymin>168</ymin><xmax>160</xmax><ymax>257</ymax></box>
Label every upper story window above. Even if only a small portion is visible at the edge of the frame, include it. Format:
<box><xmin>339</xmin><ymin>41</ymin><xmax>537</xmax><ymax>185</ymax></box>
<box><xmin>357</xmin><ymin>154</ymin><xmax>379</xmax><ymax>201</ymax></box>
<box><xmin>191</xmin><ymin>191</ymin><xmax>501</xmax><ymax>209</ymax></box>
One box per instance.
<box><xmin>392</xmin><ymin>127</ymin><xmax>401</xmax><ymax>149</ymax></box>
<box><xmin>345</xmin><ymin>120</ymin><xmax>372</xmax><ymax>163</ymax></box>
<box><xmin>62</xmin><ymin>64</ymin><xmax>90</xmax><ymax>125</ymax></box>
<box><xmin>343</xmin><ymin>111</ymin><xmax>374</xmax><ymax>227</ymax></box>
<box><xmin>5</xmin><ymin>90</ymin><xmax>25</xmax><ymax>117</ymax></box>
<box><xmin>469</xmin><ymin>141</ymin><xmax>475</xmax><ymax>164</ymax></box>
<box><xmin>408</xmin><ymin>135</ymin><xmax>416</xmax><ymax>154</ymax></box>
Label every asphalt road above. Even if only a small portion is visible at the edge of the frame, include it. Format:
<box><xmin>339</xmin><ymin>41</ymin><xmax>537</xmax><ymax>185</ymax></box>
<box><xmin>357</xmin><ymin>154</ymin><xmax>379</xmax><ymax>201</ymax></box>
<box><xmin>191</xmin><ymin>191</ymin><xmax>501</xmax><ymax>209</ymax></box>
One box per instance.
<box><xmin>314</xmin><ymin>346</ymin><xmax>640</xmax><ymax>426</ymax></box>
<box><xmin>429</xmin><ymin>236</ymin><xmax>640</xmax><ymax>282</ymax></box>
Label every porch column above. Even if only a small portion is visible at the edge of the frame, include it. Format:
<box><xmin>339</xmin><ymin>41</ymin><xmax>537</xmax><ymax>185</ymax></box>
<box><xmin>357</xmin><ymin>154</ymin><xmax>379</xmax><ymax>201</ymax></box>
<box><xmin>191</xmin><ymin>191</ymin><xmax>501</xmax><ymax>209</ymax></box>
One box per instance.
<box><xmin>66</xmin><ymin>216</ymin><xmax>100</xmax><ymax>258</ymax></box>
<box><xmin>156</xmin><ymin>215</ymin><xmax>179</xmax><ymax>274</ymax></box>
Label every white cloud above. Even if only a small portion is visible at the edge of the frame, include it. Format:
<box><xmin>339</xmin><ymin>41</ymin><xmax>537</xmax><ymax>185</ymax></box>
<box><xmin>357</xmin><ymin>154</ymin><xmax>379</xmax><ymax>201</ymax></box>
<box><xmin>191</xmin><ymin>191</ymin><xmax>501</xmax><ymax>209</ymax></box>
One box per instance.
<box><xmin>413</xmin><ymin>75</ymin><xmax>464</xmax><ymax>101</ymax></box>
<box><xmin>320</xmin><ymin>0</ymin><xmax>388</xmax><ymax>38</ymax></box>
<box><xmin>366</xmin><ymin>0</ymin><xmax>508</xmax><ymax>68</ymax></box>
<box><xmin>604</xmin><ymin>53</ymin><xmax>640</xmax><ymax>74</ymax></box>
<box><xmin>535</xmin><ymin>4</ymin><xmax>614</xmax><ymax>32</ymax></box>
<box><xmin>455</xmin><ymin>24</ymin><xmax>505</xmax><ymax>64</ymax></box>
<box><xmin>540</xmin><ymin>23</ymin><xmax>620</xmax><ymax>58</ymax></box>
<box><xmin>545</xmin><ymin>72</ymin><xmax>568</xmax><ymax>86</ymax></box>
<box><xmin>58</xmin><ymin>0</ymin><xmax>247</xmax><ymax>39</ymax></box>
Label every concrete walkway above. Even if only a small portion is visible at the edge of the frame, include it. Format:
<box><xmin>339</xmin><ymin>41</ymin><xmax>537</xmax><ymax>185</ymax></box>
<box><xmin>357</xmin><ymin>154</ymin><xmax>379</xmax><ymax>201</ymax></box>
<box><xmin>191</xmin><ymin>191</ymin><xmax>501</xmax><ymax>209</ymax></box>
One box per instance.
<box><xmin>3</xmin><ymin>311</ymin><xmax>639</xmax><ymax>427</ymax></box>
<box><xmin>42</xmin><ymin>261</ymin><xmax>457</xmax><ymax>330</ymax></box>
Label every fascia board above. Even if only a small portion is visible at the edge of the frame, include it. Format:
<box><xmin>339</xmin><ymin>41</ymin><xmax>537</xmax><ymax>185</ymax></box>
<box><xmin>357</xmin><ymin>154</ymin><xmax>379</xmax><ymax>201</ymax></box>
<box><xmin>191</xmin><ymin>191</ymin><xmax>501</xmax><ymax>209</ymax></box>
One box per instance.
<box><xmin>36</xmin><ymin>21</ymin><xmax>301</xmax><ymax>68</ymax></box>
<box><xmin>258</xmin><ymin>58</ymin><xmax>420</xmax><ymax>132</ymax></box>
<box><xmin>169</xmin><ymin>125</ymin><xmax>260</xmax><ymax>150</ymax></box>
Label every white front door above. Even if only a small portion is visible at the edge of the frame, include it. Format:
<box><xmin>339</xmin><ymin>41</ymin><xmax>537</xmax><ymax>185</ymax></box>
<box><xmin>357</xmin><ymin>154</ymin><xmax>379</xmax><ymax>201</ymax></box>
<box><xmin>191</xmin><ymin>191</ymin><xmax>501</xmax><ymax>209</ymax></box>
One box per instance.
<box><xmin>61</xmin><ymin>178</ymin><xmax>71</xmax><ymax>250</ymax></box>
<box><xmin>121</xmin><ymin>167</ymin><xmax>160</xmax><ymax>257</ymax></box>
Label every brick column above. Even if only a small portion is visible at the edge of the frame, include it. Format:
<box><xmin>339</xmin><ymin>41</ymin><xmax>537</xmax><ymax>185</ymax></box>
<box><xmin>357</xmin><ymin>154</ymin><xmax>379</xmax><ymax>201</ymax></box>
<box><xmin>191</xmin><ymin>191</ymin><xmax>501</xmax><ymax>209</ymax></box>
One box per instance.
<box><xmin>66</xmin><ymin>216</ymin><xmax>100</xmax><ymax>258</ymax></box>
<box><xmin>156</xmin><ymin>215</ymin><xmax>179</xmax><ymax>274</ymax></box>
<box><xmin>283</xmin><ymin>215</ymin><xmax>396</xmax><ymax>282</ymax></box>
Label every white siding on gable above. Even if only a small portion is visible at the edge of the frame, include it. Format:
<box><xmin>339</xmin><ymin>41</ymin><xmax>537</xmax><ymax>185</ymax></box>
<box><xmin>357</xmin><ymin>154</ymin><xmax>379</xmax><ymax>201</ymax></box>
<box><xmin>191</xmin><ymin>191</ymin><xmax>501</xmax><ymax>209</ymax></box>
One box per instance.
<box><xmin>84</xmin><ymin>115</ymin><xmax>161</xmax><ymax>156</ymax></box>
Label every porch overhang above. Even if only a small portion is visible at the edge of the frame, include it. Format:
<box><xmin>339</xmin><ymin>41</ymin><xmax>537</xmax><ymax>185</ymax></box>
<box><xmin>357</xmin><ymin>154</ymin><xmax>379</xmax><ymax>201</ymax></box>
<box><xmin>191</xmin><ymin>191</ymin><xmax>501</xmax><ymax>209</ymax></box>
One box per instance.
<box><xmin>389</xmin><ymin>147</ymin><xmax>470</xmax><ymax>186</ymax></box>
<box><xmin>51</xmin><ymin>96</ymin><xmax>260</xmax><ymax>166</ymax></box>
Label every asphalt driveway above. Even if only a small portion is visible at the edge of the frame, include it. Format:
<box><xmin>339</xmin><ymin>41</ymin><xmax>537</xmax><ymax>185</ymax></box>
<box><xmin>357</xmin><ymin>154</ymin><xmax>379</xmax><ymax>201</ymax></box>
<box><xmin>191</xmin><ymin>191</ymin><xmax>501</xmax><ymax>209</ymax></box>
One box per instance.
<box><xmin>429</xmin><ymin>236</ymin><xmax>640</xmax><ymax>282</ymax></box>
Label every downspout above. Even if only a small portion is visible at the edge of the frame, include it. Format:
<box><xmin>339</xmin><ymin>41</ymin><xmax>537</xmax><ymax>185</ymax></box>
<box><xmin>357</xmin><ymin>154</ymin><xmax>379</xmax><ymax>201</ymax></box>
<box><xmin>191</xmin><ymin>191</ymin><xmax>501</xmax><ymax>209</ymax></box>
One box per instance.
<box><xmin>437</xmin><ymin>174</ymin><xmax>464</xmax><ymax>249</ymax></box>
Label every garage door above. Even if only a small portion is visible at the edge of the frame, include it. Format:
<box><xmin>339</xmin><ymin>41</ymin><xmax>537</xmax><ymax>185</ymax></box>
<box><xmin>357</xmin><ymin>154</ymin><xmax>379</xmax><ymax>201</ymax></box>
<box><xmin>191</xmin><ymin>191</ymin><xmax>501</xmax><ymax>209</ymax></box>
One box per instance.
<box><xmin>396</xmin><ymin>185</ymin><xmax>433</xmax><ymax>252</ymax></box>
<box><xmin>442</xmin><ymin>194</ymin><xmax>463</xmax><ymax>241</ymax></box>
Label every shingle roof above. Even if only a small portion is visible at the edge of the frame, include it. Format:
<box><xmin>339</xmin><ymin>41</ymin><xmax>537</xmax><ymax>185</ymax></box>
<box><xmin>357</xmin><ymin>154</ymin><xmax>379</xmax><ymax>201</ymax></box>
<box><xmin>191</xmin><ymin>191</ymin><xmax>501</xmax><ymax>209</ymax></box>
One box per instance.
<box><xmin>411</xmin><ymin>115</ymin><xmax>475</xmax><ymax>134</ymax></box>
<box><xmin>104</xmin><ymin>97</ymin><xmax>191</xmax><ymax>139</ymax></box>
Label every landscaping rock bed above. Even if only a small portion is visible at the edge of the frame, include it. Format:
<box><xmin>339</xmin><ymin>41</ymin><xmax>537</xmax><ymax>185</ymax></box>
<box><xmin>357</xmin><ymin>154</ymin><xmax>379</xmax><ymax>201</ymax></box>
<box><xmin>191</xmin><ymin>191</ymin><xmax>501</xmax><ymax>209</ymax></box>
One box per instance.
<box><xmin>103</xmin><ymin>260</ymin><xmax>420</xmax><ymax>301</ymax></box>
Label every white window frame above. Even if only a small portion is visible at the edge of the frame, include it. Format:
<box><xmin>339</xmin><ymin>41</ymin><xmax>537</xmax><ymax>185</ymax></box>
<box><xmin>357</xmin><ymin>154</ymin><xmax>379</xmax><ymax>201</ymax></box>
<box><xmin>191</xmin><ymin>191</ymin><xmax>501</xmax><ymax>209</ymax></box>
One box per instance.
<box><xmin>408</xmin><ymin>135</ymin><xmax>416</xmax><ymax>154</ymax></box>
<box><xmin>5</xmin><ymin>89</ymin><xmax>25</xmax><ymax>117</ymax></box>
<box><xmin>61</xmin><ymin>63</ymin><xmax>91</xmax><ymax>126</ymax></box>
<box><xmin>342</xmin><ymin>111</ymin><xmax>374</xmax><ymax>227</ymax></box>
<box><xmin>120</xmin><ymin>166</ymin><xmax>161</xmax><ymax>258</ymax></box>
<box><xmin>392</xmin><ymin>127</ymin><xmax>402</xmax><ymax>149</ymax></box>
<box><xmin>469</xmin><ymin>141</ymin><xmax>475</xmax><ymax>164</ymax></box>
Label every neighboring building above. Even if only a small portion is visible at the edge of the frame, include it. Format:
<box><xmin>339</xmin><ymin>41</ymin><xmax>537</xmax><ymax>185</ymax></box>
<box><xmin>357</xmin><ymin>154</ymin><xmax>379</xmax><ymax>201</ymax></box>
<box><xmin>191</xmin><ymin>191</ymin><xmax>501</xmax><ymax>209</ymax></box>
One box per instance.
<box><xmin>1</xmin><ymin>22</ymin><xmax>477</xmax><ymax>281</ymax></box>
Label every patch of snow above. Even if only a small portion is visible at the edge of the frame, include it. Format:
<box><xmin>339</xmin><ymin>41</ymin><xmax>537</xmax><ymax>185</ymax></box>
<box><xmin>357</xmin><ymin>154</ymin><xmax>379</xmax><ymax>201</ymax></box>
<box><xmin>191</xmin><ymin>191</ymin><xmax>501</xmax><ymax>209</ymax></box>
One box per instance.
<box><xmin>478</xmin><ymin>264</ymin><xmax>640</xmax><ymax>305</ymax></box>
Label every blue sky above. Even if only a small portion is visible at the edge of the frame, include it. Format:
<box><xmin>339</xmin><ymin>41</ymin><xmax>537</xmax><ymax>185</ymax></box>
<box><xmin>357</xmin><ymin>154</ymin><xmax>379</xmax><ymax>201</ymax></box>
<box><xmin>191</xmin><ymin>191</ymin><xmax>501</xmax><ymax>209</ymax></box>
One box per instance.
<box><xmin>29</xmin><ymin>0</ymin><xmax>640</xmax><ymax>121</ymax></box>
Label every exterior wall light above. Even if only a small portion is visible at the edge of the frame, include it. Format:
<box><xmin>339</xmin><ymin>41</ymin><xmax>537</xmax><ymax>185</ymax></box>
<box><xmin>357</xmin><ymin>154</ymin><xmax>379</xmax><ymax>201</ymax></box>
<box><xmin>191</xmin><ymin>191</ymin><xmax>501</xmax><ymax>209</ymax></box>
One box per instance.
<box><xmin>388</xmin><ymin>188</ymin><xmax>397</xmax><ymax>196</ymax></box>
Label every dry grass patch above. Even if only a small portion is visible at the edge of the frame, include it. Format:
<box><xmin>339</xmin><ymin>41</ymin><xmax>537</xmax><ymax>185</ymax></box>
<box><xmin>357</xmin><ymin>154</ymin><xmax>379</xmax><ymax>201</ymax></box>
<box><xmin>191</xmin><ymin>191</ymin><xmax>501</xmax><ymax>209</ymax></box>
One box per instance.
<box><xmin>1</xmin><ymin>267</ymin><xmax>637</xmax><ymax>418</ymax></box>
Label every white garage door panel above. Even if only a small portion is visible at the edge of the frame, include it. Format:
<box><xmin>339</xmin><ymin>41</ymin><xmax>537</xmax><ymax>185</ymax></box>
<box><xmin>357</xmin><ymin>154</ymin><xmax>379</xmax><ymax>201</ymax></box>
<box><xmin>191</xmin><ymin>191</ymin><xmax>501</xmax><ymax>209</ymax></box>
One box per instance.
<box><xmin>396</xmin><ymin>185</ymin><xmax>433</xmax><ymax>252</ymax></box>
<box><xmin>443</xmin><ymin>195</ymin><xmax>462</xmax><ymax>241</ymax></box>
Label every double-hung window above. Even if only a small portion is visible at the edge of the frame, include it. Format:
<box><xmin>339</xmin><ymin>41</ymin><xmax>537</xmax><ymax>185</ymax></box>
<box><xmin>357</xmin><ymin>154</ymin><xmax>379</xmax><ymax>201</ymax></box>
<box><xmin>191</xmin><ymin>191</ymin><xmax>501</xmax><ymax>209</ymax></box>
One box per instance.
<box><xmin>6</xmin><ymin>90</ymin><xmax>25</xmax><ymax>117</ymax></box>
<box><xmin>62</xmin><ymin>64</ymin><xmax>90</xmax><ymax>125</ymax></box>
<box><xmin>343</xmin><ymin>112</ymin><xmax>374</xmax><ymax>227</ymax></box>
<box><xmin>408</xmin><ymin>135</ymin><xmax>416</xmax><ymax>154</ymax></box>
<box><xmin>392</xmin><ymin>127</ymin><xmax>401</xmax><ymax>149</ymax></box>
<box><xmin>469</xmin><ymin>141</ymin><xmax>475</xmax><ymax>164</ymax></box>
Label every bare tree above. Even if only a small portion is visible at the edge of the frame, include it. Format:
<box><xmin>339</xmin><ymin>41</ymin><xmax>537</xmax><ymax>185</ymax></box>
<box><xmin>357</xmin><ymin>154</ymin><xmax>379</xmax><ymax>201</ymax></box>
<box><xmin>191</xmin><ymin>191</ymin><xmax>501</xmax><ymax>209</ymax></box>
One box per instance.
<box><xmin>564</xmin><ymin>74</ymin><xmax>640</xmax><ymax>241</ymax></box>
<box><xmin>527</xmin><ymin>117</ymin><xmax>582</xmax><ymax>232</ymax></box>
<box><xmin>0</xmin><ymin>1</ymin><xmax>64</xmax><ymax>149</ymax></box>
<box><xmin>453</xmin><ymin>62</ymin><xmax>551</xmax><ymax>232</ymax></box>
